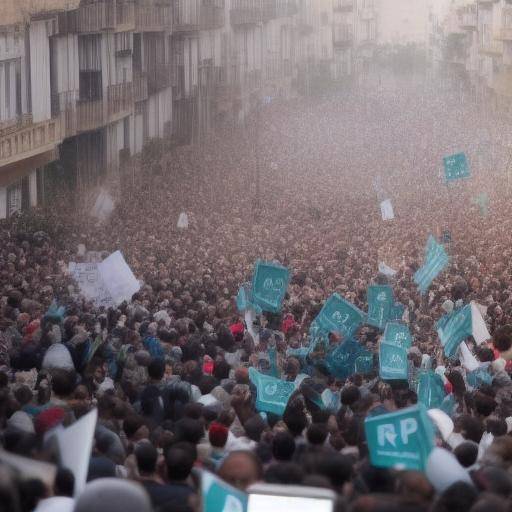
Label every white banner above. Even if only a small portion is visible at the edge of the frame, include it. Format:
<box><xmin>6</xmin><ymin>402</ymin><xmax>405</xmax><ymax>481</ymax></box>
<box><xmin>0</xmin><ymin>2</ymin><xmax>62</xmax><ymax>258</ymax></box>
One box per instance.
<box><xmin>68</xmin><ymin>262</ymin><xmax>114</xmax><ymax>308</ymax></box>
<box><xmin>380</xmin><ymin>199</ymin><xmax>394</xmax><ymax>221</ymax></box>
<box><xmin>98</xmin><ymin>250</ymin><xmax>140</xmax><ymax>306</ymax></box>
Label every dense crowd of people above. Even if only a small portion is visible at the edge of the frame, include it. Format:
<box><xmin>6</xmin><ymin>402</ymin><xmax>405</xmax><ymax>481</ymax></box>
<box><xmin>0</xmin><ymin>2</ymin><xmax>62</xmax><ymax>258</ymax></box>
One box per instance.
<box><xmin>2</xmin><ymin>73</ymin><xmax>512</xmax><ymax>512</ymax></box>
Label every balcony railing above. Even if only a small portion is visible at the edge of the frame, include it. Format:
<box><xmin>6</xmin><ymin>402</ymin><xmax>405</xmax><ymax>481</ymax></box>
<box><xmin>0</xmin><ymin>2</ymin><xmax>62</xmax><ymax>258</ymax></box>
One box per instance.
<box><xmin>479</xmin><ymin>39</ymin><xmax>503</xmax><ymax>55</ymax></box>
<box><xmin>333</xmin><ymin>0</ymin><xmax>354</xmax><ymax>12</ymax></box>
<box><xmin>116</xmin><ymin>1</ymin><xmax>136</xmax><ymax>29</ymax></box>
<box><xmin>498</xmin><ymin>7</ymin><xmax>512</xmax><ymax>40</ymax></box>
<box><xmin>107</xmin><ymin>82</ymin><xmax>133</xmax><ymax>118</ymax></box>
<box><xmin>0</xmin><ymin>117</ymin><xmax>61</xmax><ymax>166</ymax></box>
<box><xmin>230</xmin><ymin>0</ymin><xmax>280</xmax><ymax>26</ymax></box>
<box><xmin>76</xmin><ymin>99</ymin><xmax>105</xmax><ymax>133</ymax></box>
<box><xmin>77</xmin><ymin>1</ymin><xmax>115</xmax><ymax>32</ymax></box>
<box><xmin>459</xmin><ymin>7</ymin><xmax>477</xmax><ymax>30</ymax></box>
<box><xmin>173</xmin><ymin>1</ymin><xmax>225</xmax><ymax>32</ymax></box>
<box><xmin>133</xmin><ymin>73</ymin><xmax>149</xmax><ymax>101</ymax></box>
<box><xmin>135</xmin><ymin>3</ymin><xmax>172</xmax><ymax>31</ymax></box>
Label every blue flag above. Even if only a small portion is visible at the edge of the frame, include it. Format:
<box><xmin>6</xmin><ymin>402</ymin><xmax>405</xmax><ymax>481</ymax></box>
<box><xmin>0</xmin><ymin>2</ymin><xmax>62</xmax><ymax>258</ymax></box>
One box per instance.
<box><xmin>355</xmin><ymin>352</ymin><xmax>374</xmax><ymax>374</ymax></box>
<box><xmin>316</xmin><ymin>293</ymin><xmax>365</xmax><ymax>338</ymax></box>
<box><xmin>383</xmin><ymin>322</ymin><xmax>412</xmax><ymax>349</ymax></box>
<box><xmin>444</xmin><ymin>152</ymin><xmax>470</xmax><ymax>182</ymax></box>
<box><xmin>414</xmin><ymin>236</ymin><xmax>449</xmax><ymax>294</ymax></box>
<box><xmin>417</xmin><ymin>370</ymin><xmax>446</xmax><ymax>409</ymax></box>
<box><xmin>364</xmin><ymin>404</ymin><xmax>435</xmax><ymax>471</ymax></box>
<box><xmin>436</xmin><ymin>305</ymin><xmax>472</xmax><ymax>358</ymax></box>
<box><xmin>389</xmin><ymin>302</ymin><xmax>405</xmax><ymax>321</ymax></box>
<box><xmin>248</xmin><ymin>367</ymin><xmax>295</xmax><ymax>416</ymax></box>
<box><xmin>367</xmin><ymin>285</ymin><xmax>394</xmax><ymax>330</ymax></box>
<box><xmin>466</xmin><ymin>366</ymin><xmax>492</xmax><ymax>389</ymax></box>
<box><xmin>251</xmin><ymin>260</ymin><xmax>290</xmax><ymax>313</ymax></box>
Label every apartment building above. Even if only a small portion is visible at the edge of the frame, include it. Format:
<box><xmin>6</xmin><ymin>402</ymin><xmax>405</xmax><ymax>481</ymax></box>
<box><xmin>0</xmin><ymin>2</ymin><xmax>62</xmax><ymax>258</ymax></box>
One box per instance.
<box><xmin>0</xmin><ymin>0</ymin><xmax>379</xmax><ymax>219</ymax></box>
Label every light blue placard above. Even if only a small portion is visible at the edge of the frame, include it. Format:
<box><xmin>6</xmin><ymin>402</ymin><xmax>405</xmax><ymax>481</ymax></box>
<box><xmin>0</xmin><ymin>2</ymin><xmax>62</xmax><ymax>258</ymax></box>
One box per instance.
<box><xmin>316</xmin><ymin>293</ymin><xmax>365</xmax><ymax>338</ymax></box>
<box><xmin>202</xmin><ymin>471</ymin><xmax>248</xmax><ymax>512</ymax></box>
<box><xmin>251</xmin><ymin>260</ymin><xmax>290</xmax><ymax>313</ymax></box>
<box><xmin>444</xmin><ymin>152</ymin><xmax>470</xmax><ymax>181</ymax></box>
<box><xmin>364</xmin><ymin>404</ymin><xmax>435</xmax><ymax>471</ymax></box>
<box><xmin>248</xmin><ymin>367</ymin><xmax>295</xmax><ymax>416</ymax></box>
<box><xmin>383</xmin><ymin>322</ymin><xmax>412</xmax><ymax>349</ymax></box>
<box><xmin>414</xmin><ymin>236</ymin><xmax>449</xmax><ymax>294</ymax></box>
<box><xmin>367</xmin><ymin>285</ymin><xmax>394</xmax><ymax>330</ymax></box>
<box><xmin>379</xmin><ymin>342</ymin><xmax>408</xmax><ymax>380</ymax></box>
<box><xmin>436</xmin><ymin>304</ymin><xmax>472</xmax><ymax>358</ymax></box>
<box><xmin>417</xmin><ymin>370</ymin><xmax>446</xmax><ymax>409</ymax></box>
<box><xmin>325</xmin><ymin>338</ymin><xmax>364</xmax><ymax>379</ymax></box>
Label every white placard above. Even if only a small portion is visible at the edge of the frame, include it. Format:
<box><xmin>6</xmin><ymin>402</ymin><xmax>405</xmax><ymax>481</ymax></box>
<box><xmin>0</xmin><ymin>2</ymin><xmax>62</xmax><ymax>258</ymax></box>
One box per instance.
<box><xmin>68</xmin><ymin>262</ymin><xmax>114</xmax><ymax>308</ymax></box>
<box><xmin>380</xmin><ymin>199</ymin><xmax>394</xmax><ymax>221</ymax></box>
<box><xmin>91</xmin><ymin>189</ymin><xmax>114</xmax><ymax>222</ymax></box>
<box><xmin>177</xmin><ymin>212</ymin><xmax>189</xmax><ymax>229</ymax></box>
<box><xmin>378</xmin><ymin>261</ymin><xmax>397</xmax><ymax>277</ymax></box>
<box><xmin>98</xmin><ymin>250</ymin><xmax>140</xmax><ymax>306</ymax></box>
<box><xmin>55</xmin><ymin>409</ymin><xmax>97</xmax><ymax>496</ymax></box>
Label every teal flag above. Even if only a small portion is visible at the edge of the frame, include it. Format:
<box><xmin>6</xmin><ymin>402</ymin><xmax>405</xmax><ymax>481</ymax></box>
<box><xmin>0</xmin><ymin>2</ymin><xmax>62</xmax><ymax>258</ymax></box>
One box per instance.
<box><xmin>367</xmin><ymin>285</ymin><xmax>394</xmax><ymax>330</ymax></box>
<box><xmin>414</xmin><ymin>236</ymin><xmax>449</xmax><ymax>294</ymax></box>
<box><xmin>417</xmin><ymin>370</ymin><xmax>446</xmax><ymax>409</ymax></box>
<box><xmin>202</xmin><ymin>471</ymin><xmax>248</xmax><ymax>512</ymax></box>
<box><xmin>364</xmin><ymin>404</ymin><xmax>435</xmax><ymax>471</ymax></box>
<box><xmin>379</xmin><ymin>341</ymin><xmax>408</xmax><ymax>380</ymax></box>
<box><xmin>383</xmin><ymin>322</ymin><xmax>412</xmax><ymax>349</ymax></box>
<box><xmin>466</xmin><ymin>367</ymin><xmax>492</xmax><ymax>389</ymax></box>
<box><xmin>317</xmin><ymin>293</ymin><xmax>365</xmax><ymax>338</ymax></box>
<box><xmin>355</xmin><ymin>352</ymin><xmax>374</xmax><ymax>374</ymax></box>
<box><xmin>436</xmin><ymin>305</ymin><xmax>472</xmax><ymax>358</ymax></box>
<box><xmin>251</xmin><ymin>260</ymin><xmax>290</xmax><ymax>313</ymax></box>
<box><xmin>473</xmin><ymin>192</ymin><xmax>489</xmax><ymax>217</ymax></box>
<box><xmin>325</xmin><ymin>338</ymin><xmax>366</xmax><ymax>379</ymax></box>
<box><xmin>321</xmin><ymin>389</ymin><xmax>341</xmax><ymax>412</ymax></box>
<box><xmin>248</xmin><ymin>367</ymin><xmax>295</xmax><ymax>416</ymax></box>
<box><xmin>444</xmin><ymin>152</ymin><xmax>470</xmax><ymax>181</ymax></box>
<box><xmin>390</xmin><ymin>302</ymin><xmax>405</xmax><ymax>321</ymax></box>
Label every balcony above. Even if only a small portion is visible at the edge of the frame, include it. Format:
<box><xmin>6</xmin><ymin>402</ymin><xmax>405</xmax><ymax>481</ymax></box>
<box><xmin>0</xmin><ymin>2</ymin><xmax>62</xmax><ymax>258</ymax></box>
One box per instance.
<box><xmin>479</xmin><ymin>39</ymin><xmax>503</xmax><ymax>56</ymax></box>
<box><xmin>360</xmin><ymin>7</ymin><xmax>376</xmax><ymax>21</ymax></box>
<box><xmin>334</xmin><ymin>0</ymin><xmax>354</xmax><ymax>12</ymax></box>
<box><xmin>230</xmin><ymin>0</ymin><xmax>280</xmax><ymax>26</ymax></box>
<box><xmin>133</xmin><ymin>73</ymin><xmax>149</xmax><ymax>102</ymax></box>
<box><xmin>173</xmin><ymin>1</ymin><xmax>225</xmax><ymax>32</ymax></box>
<box><xmin>459</xmin><ymin>9</ymin><xmax>477</xmax><ymax>30</ymax></box>
<box><xmin>77</xmin><ymin>0</ymin><xmax>135</xmax><ymax>33</ymax></box>
<box><xmin>147</xmin><ymin>65</ymin><xmax>172</xmax><ymax>94</ymax></box>
<box><xmin>76</xmin><ymin>99</ymin><xmax>105</xmax><ymax>133</ymax></box>
<box><xmin>334</xmin><ymin>24</ymin><xmax>353</xmax><ymax>47</ymax></box>
<box><xmin>107</xmin><ymin>82</ymin><xmax>133</xmax><ymax>120</ymax></box>
<box><xmin>135</xmin><ymin>3</ymin><xmax>172</xmax><ymax>31</ymax></box>
<box><xmin>497</xmin><ymin>7</ymin><xmax>512</xmax><ymax>41</ymax></box>
<box><xmin>0</xmin><ymin>117</ymin><xmax>61</xmax><ymax>167</ymax></box>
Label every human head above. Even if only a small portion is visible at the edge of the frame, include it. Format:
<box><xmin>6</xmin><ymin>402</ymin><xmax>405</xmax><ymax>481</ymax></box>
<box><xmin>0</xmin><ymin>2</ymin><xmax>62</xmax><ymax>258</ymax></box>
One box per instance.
<box><xmin>217</xmin><ymin>451</ymin><xmax>263</xmax><ymax>491</ymax></box>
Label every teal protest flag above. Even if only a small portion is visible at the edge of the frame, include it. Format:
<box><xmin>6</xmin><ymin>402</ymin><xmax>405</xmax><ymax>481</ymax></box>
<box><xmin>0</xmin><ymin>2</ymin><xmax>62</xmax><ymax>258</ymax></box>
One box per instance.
<box><xmin>390</xmin><ymin>302</ymin><xmax>405</xmax><ymax>321</ymax></box>
<box><xmin>379</xmin><ymin>341</ymin><xmax>408</xmax><ymax>380</ymax></box>
<box><xmin>383</xmin><ymin>322</ymin><xmax>412</xmax><ymax>349</ymax></box>
<box><xmin>364</xmin><ymin>404</ymin><xmax>435</xmax><ymax>471</ymax></box>
<box><xmin>414</xmin><ymin>236</ymin><xmax>449</xmax><ymax>294</ymax></box>
<box><xmin>325</xmin><ymin>338</ymin><xmax>365</xmax><ymax>379</ymax></box>
<box><xmin>444</xmin><ymin>152</ymin><xmax>470</xmax><ymax>182</ymax></box>
<box><xmin>317</xmin><ymin>293</ymin><xmax>365</xmax><ymax>338</ymax></box>
<box><xmin>436</xmin><ymin>305</ymin><xmax>472</xmax><ymax>358</ymax></box>
<box><xmin>473</xmin><ymin>192</ymin><xmax>489</xmax><ymax>217</ymax></box>
<box><xmin>248</xmin><ymin>367</ymin><xmax>295</xmax><ymax>416</ymax></box>
<box><xmin>466</xmin><ymin>367</ymin><xmax>492</xmax><ymax>389</ymax></box>
<box><xmin>417</xmin><ymin>370</ymin><xmax>446</xmax><ymax>409</ymax></box>
<box><xmin>367</xmin><ymin>285</ymin><xmax>394</xmax><ymax>330</ymax></box>
<box><xmin>251</xmin><ymin>260</ymin><xmax>290</xmax><ymax>313</ymax></box>
<box><xmin>355</xmin><ymin>351</ymin><xmax>374</xmax><ymax>374</ymax></box>
<box><xmin>201</xmin><ymin>470</ymin><xmax>248</xmax><ymax>512</ymax></box>
<box><xmin>321</xmin><ymin>389</ymin><xmax>341</xmax><ymax>412</ymax></box>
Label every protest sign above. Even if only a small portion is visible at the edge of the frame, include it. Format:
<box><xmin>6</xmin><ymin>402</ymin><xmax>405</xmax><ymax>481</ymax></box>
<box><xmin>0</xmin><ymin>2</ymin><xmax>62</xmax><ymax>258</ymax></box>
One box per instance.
<box><xmin>379</xmin><ymin>341</ymin><xmax>408</xmax><ymax>380</ymax></box>
<box><xmin>380</xmin><ymin>199</ymin><xmax>395</xmax><ymax>221</ymax></box>
<box><xmin>251</xmin><ymin>260</ymin><xmax>290</xmax><ymax>313</ymax></box>
<box><xmin>466</xmin><ymin>367</ymin><xmax>492</xmax><ymax>389</ymax></box>
<box><xmin>389</xmin><ymin>302</ymin><xmax>406</xmax><ymax>321</ymax></box>
<box><xmin>54</xmin><ymin>408</ymin><xmax>97</xmax><ymax>495</ymax></box>
<box><xmin>473</xmin><ymin>192</ymin><xmax>489</xmax><ymax>217</ymax></box>
<box><xmin>443</xmin><ymin>152</ymin><xmax>470</xmax><ymax>182</ymax></box>
<box><xmin>248</xmin><ymin>367</ymin><xmax>295</xmax><ymax>416</ymax></box>
<box><xmin>98</xmin><ymin>251</ymin><xmax>141</xmax><ymax>306</ymax></box>
<box><xmin>316</xmin><ymin>293</ymin><xmax>365</xmax><ymax>338</ymax></box>
<box><xmin>91</xmin><ymin>189</ymin><xmax>114</xmax><ymax>222</ymax></box>
<box><xmin>177</xmin><ymin>212</ymin><xmax>189</xmax><ymax>229</ymax></box>
<box><xmin>417</xmin><ymin>370</ymin><xmax>446</xmax><ymax>409</ymax></box>
<box><xmin>378</xmin><ymin>261</ymin><xmax>397</xmax><ymax>277</ymax></box>
<box><xmin>383</xmin><ymin>322</ymin><xmax>412</xmax><ymax>349</ymax></box>
<box><xmin>0</xmin><ymin>449</ymin><xmax>57</xmax><ymax>489</ymax></box>
<box><xmin>68</xmin><ymin>262</ymin><xmax>114</xmax><ymax>308</ymax></box>
<box><xmin>355</xmin><ymin>352</ymin><xmax>374</xmax><ymax>374</ymax></box>
<box><xmin>414</xmin><ymin>236</ymin><xmax>449</xmax><ymax>294</ymax></box>
<box><xmin>364</xmin><ymin>404</ymin><xmax>435</xmax><ymax>471</ymax></box>
<box><xmin>367</xmin><ymin>285</ymin><xmax>394</xmax><ymax>330</ymax></box>
<box><xmin>202</xmin><ymin>470</ymin><xmax>248</xmax><ymax>512</ymax></box>
<box><xmin>325</xmin><ymin>338</ymin><xmax>365</xmax><ymax>379</ymax></box>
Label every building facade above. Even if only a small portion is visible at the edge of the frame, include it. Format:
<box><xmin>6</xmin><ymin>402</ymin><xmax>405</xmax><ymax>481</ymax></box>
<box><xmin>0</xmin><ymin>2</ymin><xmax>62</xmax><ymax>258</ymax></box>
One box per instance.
<box><xmin>0</xmin><ymin>0</ymin><xmax>380</xmax><ymax>219</ymax></box>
